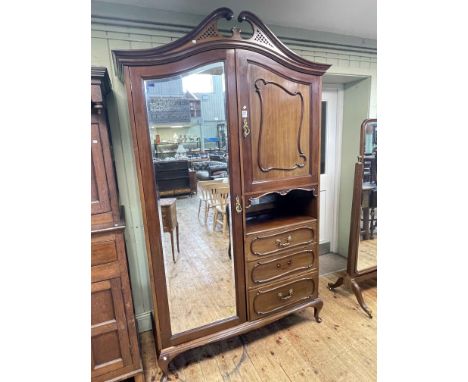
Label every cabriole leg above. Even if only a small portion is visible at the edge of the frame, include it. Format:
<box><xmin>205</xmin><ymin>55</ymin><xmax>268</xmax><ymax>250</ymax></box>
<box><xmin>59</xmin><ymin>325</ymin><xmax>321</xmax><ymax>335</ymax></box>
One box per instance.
<box><xmin>350</xmin><ymin>279</ymin><xmax>373</xmax><ymax>318</ymax></box>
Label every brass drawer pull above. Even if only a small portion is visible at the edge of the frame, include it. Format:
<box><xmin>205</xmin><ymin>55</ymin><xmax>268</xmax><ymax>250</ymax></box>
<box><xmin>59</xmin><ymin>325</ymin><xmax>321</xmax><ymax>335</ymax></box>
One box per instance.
<box><xmin>276</xmin><ymin>235</ymin><xmax>292</xmax><ymax>248</ymax></box>
<box><xmin>276</xmin><ymin>260</ymin><xmax>293</xmax><ymax>269</ymax></box>
<box><xmin>278</xmin><ymin>288</ymin><xmax>294</xmax><ymax>300</ymax></box>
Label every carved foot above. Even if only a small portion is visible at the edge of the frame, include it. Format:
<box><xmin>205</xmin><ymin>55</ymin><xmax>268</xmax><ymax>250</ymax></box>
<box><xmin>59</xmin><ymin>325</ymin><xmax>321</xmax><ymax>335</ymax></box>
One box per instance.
<box><xmin>313</xmin><ymin>298</ymin><xmax>323</xmax><ymax>323</ymax></box>
<box><xmin>328</xmin><ymin>277</ymin><xmax>344</xmax><ymax>291</ymax></box>
<box><xmin>158</xmin><ymin>354</ymin><xmax>170</xmax><ymax>382</ymax></box>
<box><xmin>350</xmin><ymin>279</ymin><xmax>373</xmax><ymax>318</ymax></box>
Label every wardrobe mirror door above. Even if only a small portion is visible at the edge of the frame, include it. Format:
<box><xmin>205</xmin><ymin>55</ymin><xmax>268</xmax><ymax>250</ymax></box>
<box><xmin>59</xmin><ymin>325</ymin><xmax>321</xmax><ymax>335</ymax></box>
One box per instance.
<box><xmin>143</xmin><ymin>62</ymin><xmax>237</xmax><ymax>335</ymax></box>
<box><xmin>356</xmin><ymin>120</ymin><xmax>377</xmax><ymax>272</ymax></box>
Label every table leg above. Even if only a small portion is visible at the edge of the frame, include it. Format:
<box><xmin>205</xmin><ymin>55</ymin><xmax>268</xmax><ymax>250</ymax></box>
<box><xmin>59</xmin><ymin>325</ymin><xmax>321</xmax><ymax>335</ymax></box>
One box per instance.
<box><xmin>176</xmin><ymin>222</ymin><xmax>180</xmax><ymax>253</ymax></box>
<box><xmin>170</xmin><ymin>230</ymin><xmax>175</xmax><ymax>263</ymax></box>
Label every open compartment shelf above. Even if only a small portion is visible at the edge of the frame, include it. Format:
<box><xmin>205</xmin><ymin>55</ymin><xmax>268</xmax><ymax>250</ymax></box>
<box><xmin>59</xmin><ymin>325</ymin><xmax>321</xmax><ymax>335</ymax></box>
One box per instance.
<box><xmin>245</xmin><ymin>188</ymin><xmax>318</xmax><ymax>234</ymax></box>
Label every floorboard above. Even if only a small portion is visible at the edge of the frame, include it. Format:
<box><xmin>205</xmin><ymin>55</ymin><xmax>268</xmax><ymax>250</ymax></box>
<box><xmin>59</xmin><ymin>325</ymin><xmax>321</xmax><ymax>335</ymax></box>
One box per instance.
<box><xmin>138</xmin><ymin>272</ymin><xmax>377</xmax><ymax>382</ymax></box>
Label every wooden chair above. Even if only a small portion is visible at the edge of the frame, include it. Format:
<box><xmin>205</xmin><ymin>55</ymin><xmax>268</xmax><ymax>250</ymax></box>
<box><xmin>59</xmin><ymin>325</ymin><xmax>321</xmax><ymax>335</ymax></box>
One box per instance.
<box><xmin>197</xmin><ymin>179</ymin><xmax>228</xmax><ymax>225</ymax></box>
<box><xmin>212</xmin><ymin>185</ymin><xmax>230</xmax><ymax>237</ymax></box>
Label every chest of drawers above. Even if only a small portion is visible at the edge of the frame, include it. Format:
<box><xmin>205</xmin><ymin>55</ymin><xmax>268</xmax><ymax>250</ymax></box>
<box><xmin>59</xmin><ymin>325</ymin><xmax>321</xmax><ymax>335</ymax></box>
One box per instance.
<box><xmin>244</xmin><ymin>217</ymin><xmax>319</xmax><ymax>321</ymax></box>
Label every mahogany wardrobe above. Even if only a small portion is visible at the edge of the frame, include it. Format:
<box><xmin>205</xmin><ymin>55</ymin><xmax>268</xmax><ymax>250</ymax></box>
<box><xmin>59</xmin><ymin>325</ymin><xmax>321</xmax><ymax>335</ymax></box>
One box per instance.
<box><xmin>113</xmin><ymin>8</ymin><xmax>330</xmax><ymax>380</ymax></box>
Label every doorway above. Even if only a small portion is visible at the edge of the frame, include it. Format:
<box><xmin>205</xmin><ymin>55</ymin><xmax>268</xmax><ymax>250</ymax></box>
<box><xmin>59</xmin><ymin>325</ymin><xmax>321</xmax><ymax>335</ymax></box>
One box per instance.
<box><xmin>320</xmin><ymin>85</ymin><xmax>343</xmax><ymax>254</ymax></box>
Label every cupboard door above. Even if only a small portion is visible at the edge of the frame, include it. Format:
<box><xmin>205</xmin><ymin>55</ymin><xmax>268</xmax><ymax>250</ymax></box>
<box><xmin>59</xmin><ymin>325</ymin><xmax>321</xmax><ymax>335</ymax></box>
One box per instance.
<box><xmin>91</xmin><ymin>114</ymin><xmax>111</xmax><ymax>215</ymax></box>
<box><xmin>91</xmin><ymin>278</ymin><xmax>133</xmax><ymax>378</ymax></box>
<box><xmin>236</xmin><ymin>50</ymin><xmax>320</xmax><ymax>193</ymax></box>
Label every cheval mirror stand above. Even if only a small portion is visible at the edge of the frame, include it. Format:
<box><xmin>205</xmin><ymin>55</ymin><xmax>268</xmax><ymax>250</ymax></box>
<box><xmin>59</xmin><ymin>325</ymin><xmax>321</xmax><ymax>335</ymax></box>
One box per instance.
<box><xmin>328</xmin><ymin>119</ymin><xmax>377</xmax><ymax>318</ymax></box>
<box><xmin>113</xmin><ymin>8</ymin><xmax>331</xmax><ymax>380</ymax></box>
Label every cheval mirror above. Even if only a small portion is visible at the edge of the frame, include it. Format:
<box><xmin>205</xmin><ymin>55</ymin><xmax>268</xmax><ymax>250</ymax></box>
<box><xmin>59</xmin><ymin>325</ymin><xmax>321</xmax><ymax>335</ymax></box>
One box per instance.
<box><xmin>113</xmin><ymin>8</ymin><xmax>330</xmax><ymax>379</ymax></box>
<box><xmin>328</xmin><ymin>119</ymin><xmax>377</xmax><ymax>318</ymax></box>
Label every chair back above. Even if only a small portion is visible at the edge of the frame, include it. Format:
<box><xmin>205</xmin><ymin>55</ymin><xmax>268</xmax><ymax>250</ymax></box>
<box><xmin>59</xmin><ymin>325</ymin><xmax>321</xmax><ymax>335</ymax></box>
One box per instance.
<box><xmin>200</xmin><ymin>183</ymin><xmax>229</xmax><ymax>207</ymax></box>
<box><xmin>213</xmin><ymin>185</ymin><xmax>230</xmax><ymax>210</ymax></box>
<box><xmin>198</xmin><ymin>180</ymin><xmax>229</xmax><ymax>202</ymax></box>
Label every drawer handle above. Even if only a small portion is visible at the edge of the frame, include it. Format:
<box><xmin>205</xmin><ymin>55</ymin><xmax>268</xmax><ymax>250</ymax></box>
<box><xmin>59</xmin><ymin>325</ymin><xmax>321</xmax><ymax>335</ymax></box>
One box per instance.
<box><xmin>276</xmin><ymin>260</ymin><xmax>293</xmax><ymax>269</ymax></box>
<box><xmin>276</xmin><ymin>235</ymin><xmax>292</xmax><ymax>248</ymax></box>
<box><xmin>278</xmin><ymin>288</ymin><xmax>294</xmax><ymax>300</ymax></box>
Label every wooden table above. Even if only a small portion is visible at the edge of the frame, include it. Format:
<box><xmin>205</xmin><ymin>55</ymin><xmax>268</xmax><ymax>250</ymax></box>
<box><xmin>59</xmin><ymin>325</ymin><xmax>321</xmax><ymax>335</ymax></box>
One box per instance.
<box><xmin>160</xmin><ymin>198</ymin><xmax>179</xmax><ymax>262</ymax></box>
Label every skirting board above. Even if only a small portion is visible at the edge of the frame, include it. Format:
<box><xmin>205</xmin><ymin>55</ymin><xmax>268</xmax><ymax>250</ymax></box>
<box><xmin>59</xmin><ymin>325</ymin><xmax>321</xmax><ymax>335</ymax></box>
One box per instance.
<box><xmin>136</xmin><ymin>311</ymin><xmax>153</xmax><ymax>333</ymax></box>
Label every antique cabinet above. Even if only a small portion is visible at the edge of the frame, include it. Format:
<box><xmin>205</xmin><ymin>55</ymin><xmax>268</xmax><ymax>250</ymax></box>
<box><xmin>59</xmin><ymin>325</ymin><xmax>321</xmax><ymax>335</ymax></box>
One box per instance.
<box><xmin>91</xmin><ymin>67</ymin><xmax>144</xmax><ymax>382</ymax></box>
<box><xmin>113</xmin><ymin>8</ymin><xmax>330</xmax><ymax>380</ymax></box>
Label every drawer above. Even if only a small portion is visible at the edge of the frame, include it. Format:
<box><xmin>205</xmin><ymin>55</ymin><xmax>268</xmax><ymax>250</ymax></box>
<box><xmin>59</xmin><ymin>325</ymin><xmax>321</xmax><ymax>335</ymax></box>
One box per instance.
<box><xmin>245</xmin><ymin>221</ymin><xmax>317</xmax><ymax>261</ymax></box>
<box><xmin>248</xmin><ymin>271</ymin><xmax>318</xmax><ymax>320</ymax></box>
<box><xmin>247</xmin><ymin>247</ymin><xmax>318</xmax><ymax>288</ymax></box>
<box><xmin>92</xmin><ymin>234</ymin><xmax>118</xmax><ymax>266</ymax></box>
<box><xmin>161</xmin><ymin>202</ymin><xmax>177</xmax><ymax>230</ymax></box>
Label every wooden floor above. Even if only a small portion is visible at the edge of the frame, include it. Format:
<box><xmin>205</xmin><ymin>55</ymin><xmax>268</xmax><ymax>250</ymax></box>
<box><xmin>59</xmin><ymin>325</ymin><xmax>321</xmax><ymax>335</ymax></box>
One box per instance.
<box><xmin>160</xmin><ymin>196</ymin><xmax>236</xmax><ymax>334</ymax></box>
<box><xmin>138</xmin><ymin>272</ymin><xmax>377</xmax><ymax>382</ymax></box>
<box><xmin>357</xmin><ymin>236</ymin><xmax>377</xmax><ymax>272</ymax></box>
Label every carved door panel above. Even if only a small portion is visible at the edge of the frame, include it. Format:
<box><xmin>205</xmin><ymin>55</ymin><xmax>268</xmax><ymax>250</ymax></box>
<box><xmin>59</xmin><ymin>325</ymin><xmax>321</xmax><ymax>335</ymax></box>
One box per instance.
<box><xmin>236</xmin><ymin>50</ymin><xmax>320</xmax><ymax>194</ymax></box>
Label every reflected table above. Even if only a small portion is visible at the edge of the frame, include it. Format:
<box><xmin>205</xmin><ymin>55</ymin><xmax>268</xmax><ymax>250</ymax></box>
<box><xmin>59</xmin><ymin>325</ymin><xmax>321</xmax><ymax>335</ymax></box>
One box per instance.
<box><xmin>160</xmin><ymin>198</ymin><xmax>180</xmax><ymax>263</ymax></box>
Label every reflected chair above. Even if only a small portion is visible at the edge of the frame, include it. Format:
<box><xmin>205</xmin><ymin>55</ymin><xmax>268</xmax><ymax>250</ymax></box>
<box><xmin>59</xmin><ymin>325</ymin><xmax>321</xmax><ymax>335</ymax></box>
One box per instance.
<box><xmin>212</xmin><ymin>185</ymin><xmax>230</xmax><ymax>237</ymax></box>
<box><xmin>197</xmin><ymin>179</ymin><xmax>228</xmax><ymax>225</ymax></box>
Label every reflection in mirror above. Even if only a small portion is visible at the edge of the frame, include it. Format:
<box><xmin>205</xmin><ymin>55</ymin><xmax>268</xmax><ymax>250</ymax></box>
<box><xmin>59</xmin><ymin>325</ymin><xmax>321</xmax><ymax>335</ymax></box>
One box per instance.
<box><xmin>143</xmin><ymin>62</ymin><xmax>236</xmax><ymax>334</ymax></box>
<box><xmin>357</xmin><ymin>121</ymin><xmax>377</xmax><ymax>272</ymax></box>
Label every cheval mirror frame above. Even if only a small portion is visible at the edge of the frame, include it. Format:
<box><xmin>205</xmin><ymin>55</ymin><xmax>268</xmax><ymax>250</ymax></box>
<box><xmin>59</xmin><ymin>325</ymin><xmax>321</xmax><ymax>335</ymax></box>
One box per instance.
<box><xmin>328</xmin><ymin>118</ymin><xmax>377</xmax><ymax>318</ymax></box>
<box><xmin>113</xmin><ymin>8</ymin><xmax>330</xmax><ymax>379</ymax></box>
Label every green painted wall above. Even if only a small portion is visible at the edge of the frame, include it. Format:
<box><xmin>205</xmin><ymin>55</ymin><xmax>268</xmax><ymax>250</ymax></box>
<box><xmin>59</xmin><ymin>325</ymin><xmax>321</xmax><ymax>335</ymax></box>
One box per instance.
<box><xmin>91</xmin><ymin>1</ymin><xmax>376</xmax><ymax>331</ymax></box>
<box><xmin>337</xmin><ymin>78</ymin><xmax>372</xmax><ymax>256</ymax></box>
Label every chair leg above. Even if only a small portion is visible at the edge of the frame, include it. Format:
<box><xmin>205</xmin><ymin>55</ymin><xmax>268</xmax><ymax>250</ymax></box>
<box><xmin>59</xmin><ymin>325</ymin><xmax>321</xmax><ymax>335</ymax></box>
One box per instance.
<box><xmin>198</xmin><ymin>199</ymin><xmax>202</xmax><ymax>218</ymax></box>
<box><xmin>222</xmin><ymin>213</ymin><xmax>227</xmax><ymax>237</ymax></box>
<box><xmin>213</xmin><ymin>209</ymin><xmax>218</xmax><ymax>231</ymax></box>
<box><xmin>204</xmin><ymin>204</ymin><xmax>209</xmax><ymax>226</ymax></box>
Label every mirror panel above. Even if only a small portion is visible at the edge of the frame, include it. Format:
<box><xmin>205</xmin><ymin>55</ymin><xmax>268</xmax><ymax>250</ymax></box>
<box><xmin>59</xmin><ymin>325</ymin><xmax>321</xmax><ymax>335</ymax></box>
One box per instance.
<box><xmin>143</xmin><ymin>62</ymin><xmax>236</xmax><ymax>334</ymax></box>
<box><xmin>356</xmin><ymin>120</ymin><xmax>377</xmax><ymax>272</ymax></box>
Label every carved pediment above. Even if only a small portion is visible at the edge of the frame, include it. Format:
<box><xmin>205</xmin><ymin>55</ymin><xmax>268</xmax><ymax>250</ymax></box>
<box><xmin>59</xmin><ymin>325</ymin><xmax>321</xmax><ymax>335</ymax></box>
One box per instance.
<box><xmin>113</xmin><ymin>8</ymin><xmax>330</xmax><ymax>79</ymax></box>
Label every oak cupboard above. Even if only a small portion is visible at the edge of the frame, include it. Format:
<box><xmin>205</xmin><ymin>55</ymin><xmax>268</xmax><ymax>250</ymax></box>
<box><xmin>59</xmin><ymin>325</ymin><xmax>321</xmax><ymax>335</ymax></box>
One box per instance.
<box><xmin>113</xmin><ymin>8</ymin><xmax>330</xmax><ymax>380</ymax></box>
<box><xmin>91</xmin><ymin>67</ymin><xmax>144</xmax><ymax>382</ymax></box>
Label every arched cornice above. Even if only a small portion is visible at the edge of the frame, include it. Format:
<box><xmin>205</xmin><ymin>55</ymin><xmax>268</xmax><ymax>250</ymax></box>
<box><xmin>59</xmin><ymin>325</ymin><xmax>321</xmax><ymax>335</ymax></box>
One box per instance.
<box><xmin>112</xmin><ymin>7</ymin><xmax>331</xmax><ymax>80</ymax></box>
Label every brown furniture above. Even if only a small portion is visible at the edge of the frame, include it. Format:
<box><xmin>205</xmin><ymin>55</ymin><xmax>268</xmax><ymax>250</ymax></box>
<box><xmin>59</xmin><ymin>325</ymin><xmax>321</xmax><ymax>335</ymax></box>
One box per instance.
<box><xmin>188</xmin><ymin>169</ymin><xmax>197</xmax><ymax>195</ymax></box>
<box><xmin>91</xmin><ymin>67</ymin><xmax>144</xmax><ymax>382</ymax></box>
<box><xmin>361</xmin><ymin>183</ymin><xmax>377</xmax><ymax>240</ymax></box>
<box><xmin>154</xmin><ymin>160</ymin><xmax>191</xmax><ymax>196</ymax></box>
<box><xmin>160</xmin><ymin>198</ymin><xmax>180</xmax><ymax>263</ymax></box>
<box><xmin>113</xmin><ymin>8</ymin><xmax>329</xmax><ymax>380</ymax></box>
<box><xmin>328</xmin><ymin>119</ymin><xmax>377</xmax><ymax>318</ymax></box>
